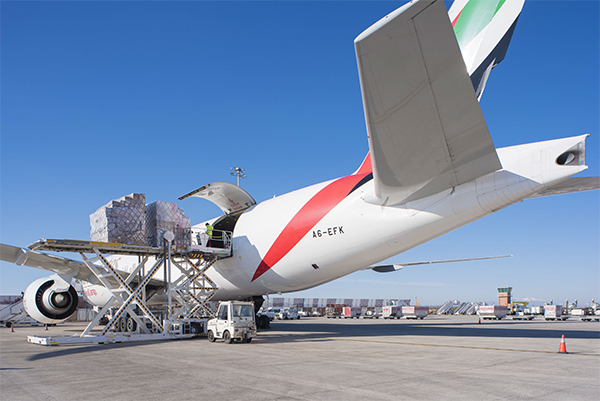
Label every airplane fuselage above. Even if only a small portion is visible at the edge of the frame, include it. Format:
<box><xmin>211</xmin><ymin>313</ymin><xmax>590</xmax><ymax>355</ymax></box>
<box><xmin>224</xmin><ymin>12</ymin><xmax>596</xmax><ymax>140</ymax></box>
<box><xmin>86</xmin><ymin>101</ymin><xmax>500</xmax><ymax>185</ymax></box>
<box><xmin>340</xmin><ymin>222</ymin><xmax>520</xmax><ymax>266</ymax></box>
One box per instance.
<box><xmin>81</xmin><ymin>134</ymin><xmax>588</xmax><ymax>310</ymax></box>
<box><xmin>192</xmin><ymin>135</ymin><xmax>590</xmax><ymax>300</ymax></box>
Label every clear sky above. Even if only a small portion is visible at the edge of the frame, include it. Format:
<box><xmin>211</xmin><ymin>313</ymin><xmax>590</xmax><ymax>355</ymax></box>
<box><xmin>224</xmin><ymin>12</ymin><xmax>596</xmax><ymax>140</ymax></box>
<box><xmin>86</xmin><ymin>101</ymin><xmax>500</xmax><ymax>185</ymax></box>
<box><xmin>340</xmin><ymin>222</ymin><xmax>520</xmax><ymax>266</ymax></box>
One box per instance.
<box><xmin>1</xmin><ymin>1</ymin><xmax>598</xmax><ymax>306</ymax></box>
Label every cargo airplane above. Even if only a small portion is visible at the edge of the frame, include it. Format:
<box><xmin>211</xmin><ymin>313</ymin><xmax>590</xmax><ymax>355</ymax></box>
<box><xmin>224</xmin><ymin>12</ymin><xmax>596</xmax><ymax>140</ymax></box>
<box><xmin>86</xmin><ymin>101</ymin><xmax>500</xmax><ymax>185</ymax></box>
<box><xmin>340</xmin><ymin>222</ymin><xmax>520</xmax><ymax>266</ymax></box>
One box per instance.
<box><xmin>1</xmin><ymin>0</ymin><xmax>598</xmax><ymax>327</ymax></box>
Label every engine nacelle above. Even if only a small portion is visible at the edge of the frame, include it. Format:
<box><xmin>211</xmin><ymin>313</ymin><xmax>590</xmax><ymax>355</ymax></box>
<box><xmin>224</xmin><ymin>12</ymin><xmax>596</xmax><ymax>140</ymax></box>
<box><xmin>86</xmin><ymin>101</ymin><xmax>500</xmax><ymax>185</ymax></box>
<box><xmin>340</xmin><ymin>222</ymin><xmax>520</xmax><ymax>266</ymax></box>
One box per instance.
<box><xmin>23</xmin><ymin>276</ymin><xmax>79</xmax><ymax>324</ymax></box>
<box><xmin>82</xmin><ymin>283</ymin><xmax>114</xmax><ymax>308</ymax></box>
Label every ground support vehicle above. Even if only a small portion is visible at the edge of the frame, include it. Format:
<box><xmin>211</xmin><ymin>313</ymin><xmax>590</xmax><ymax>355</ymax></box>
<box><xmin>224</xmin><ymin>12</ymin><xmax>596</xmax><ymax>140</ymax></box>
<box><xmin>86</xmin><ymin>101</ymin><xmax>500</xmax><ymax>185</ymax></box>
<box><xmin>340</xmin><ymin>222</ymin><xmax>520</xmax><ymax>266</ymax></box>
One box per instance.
<box><xmin>382</xmin><ymin>306</ymin><xmax>402</xmax><ymax>319</ymax></box>
<box><xmin>22</xmin><ymin>238</ymin><xmax>223</xmax><ymax>346</ymax></box>
<box><xmin>276</xmin><ymin>307</ymin><xmax>300</xmax><ymax>320</ymax></box>
<box><xmin>579</xmin><ymin>309</ymin><xmax>600</xmax><ymax>321</ymax></box>
<box><xmin>511</xmin><ymin>313</ymin><xmax>535</xmax><ymax>320</ymax></box>
<box><xmin>585</xmin><ymin>309</ymin><xmax>600</xmax><ymax>322</ymax></box>
<box><xmin>544</xmin><ymin>305</ymin><xmax>568</xmax><ymax>321</ymax></box>
<box><xmin>207</xmin><ymin>301</ymin><xmax>256</xmax><ymax>344</ymax></box>
<box><xmin>362</xmin><ymin>310</ymin><xmax>379</xmax><ymax>319</ymax></box>
<box><xmin>402</xmin><ymin>306</ymin><xmax>428</xmax><ymax>319</ymax></box>
<box><xmin>257</xmin><ymin>308</ymin><xmax>275</xmax><ymax>321</ymax></box>
<box><xmin>478</xmin><ymin>305</ymin><xmax>507</xmax><ymax>320</ymax></box>
<box><xmin>1</xmin><ymin>300</ymin><xmax>45</xmax><ymax>327</ymax></box>
<box><xmin>342</xmin><ymin>307</ymin><xmax>359</xmax><ymax>318</ymax></box>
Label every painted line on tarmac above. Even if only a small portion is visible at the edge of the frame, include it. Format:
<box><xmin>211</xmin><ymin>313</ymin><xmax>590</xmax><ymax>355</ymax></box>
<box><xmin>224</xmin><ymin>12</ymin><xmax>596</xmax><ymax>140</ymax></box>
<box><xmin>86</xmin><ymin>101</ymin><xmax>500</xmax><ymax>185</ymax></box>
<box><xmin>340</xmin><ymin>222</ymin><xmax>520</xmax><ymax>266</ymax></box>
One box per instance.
<box><xmin>323</xmin><ymin>338</ymin><xmax>600</xmax><ymax>357</ymax></box>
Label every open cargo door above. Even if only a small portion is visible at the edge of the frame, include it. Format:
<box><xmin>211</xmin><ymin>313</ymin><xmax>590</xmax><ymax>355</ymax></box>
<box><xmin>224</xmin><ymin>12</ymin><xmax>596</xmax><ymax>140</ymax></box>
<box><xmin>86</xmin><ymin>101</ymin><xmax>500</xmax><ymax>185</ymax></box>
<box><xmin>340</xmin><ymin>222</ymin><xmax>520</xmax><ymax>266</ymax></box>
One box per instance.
<box><xmin>178</xmin><ymin>182</ymin><xmax>256</xmax><ymax>215</ymax></box>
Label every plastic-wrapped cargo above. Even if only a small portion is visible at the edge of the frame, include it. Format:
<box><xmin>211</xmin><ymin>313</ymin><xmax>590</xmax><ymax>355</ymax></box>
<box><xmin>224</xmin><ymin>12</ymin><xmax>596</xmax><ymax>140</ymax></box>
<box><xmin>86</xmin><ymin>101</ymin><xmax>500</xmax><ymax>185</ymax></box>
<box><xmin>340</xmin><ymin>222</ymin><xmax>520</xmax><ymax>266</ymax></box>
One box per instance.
<box><xmin>145</xmin><ymin>201</ymin><xmax>191</xmax><ymax>248</ymax></box>
<box><xmin>89</xmin><ymin>194</ymin><xmax>147</xmax><ymax>245</ymax></box>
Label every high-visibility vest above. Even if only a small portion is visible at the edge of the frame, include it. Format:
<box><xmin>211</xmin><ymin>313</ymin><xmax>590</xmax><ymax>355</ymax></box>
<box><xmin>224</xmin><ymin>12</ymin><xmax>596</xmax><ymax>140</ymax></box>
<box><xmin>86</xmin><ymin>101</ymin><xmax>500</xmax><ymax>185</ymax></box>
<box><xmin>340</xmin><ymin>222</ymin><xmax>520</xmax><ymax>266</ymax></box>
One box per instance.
<box><xmin>206</xmin><ymin>224</ymin><xmax>214</xmax><ymax>238</ymax></box>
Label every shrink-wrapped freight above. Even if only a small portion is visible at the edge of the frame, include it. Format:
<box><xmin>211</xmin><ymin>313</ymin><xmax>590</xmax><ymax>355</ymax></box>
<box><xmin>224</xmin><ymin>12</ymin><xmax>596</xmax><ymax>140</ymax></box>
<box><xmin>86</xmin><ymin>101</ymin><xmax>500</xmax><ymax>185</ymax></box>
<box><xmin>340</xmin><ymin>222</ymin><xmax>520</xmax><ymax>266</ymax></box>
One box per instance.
<box><xmin>145</xmin><ymin>201</ymin><xmax>191</xmax><ymax>248</ymax></box>
<box><xmin>89</xmin><ymin>193</ymin><xmax>147</xmax><ymax>245</ymax></box>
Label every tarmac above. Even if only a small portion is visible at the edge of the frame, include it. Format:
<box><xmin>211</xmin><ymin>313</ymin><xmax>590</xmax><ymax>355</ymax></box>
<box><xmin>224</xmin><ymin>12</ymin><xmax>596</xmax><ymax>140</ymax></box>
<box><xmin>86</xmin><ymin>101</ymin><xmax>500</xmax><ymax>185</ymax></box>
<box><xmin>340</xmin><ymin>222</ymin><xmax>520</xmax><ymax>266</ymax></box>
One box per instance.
<box><xmin>1</xmin><ymin>315</ymin><xmax>599</xmax><ymax>401</ymax></box>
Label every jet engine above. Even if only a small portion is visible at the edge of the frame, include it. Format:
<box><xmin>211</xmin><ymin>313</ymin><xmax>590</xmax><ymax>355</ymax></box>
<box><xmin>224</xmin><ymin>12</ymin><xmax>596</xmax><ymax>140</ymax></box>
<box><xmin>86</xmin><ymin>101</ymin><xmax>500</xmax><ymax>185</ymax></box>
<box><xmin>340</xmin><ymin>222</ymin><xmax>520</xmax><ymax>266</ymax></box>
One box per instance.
<box><xmin>23</xmin><ymin>275</ymin><xmax>79</xmax><ymax>324</ymax></box>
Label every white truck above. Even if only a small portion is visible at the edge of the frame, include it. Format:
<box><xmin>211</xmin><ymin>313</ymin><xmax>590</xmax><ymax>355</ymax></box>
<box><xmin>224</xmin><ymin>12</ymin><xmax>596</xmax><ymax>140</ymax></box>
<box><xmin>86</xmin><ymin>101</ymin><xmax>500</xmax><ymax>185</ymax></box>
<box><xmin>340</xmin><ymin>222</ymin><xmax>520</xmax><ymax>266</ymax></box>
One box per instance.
<box><xmin>402</xmin><ymin>306</ymin><xmax>429</xmax><ymax>319</ymax></box>
<box><xmin>258</xmin><ymin>307</ymin><xmax>276</xmax><ymax>321</ymax></box>
<box><xmin>382</xmin><ymin>306</ymin><xmax>403</xmax><ymax>319</ymax></box>
<box><xmin>341</xmin><ymin>307</ymin><xmax>359</xmax><ymax>318</ymax></box>
<box><xmin>276</xmin><ymin>307</ymin><xmax>300</xmax><ymax>320</ymax></box>
<box><xmin>478</xmin><ymin>305</ymin><xmax>507</xmax><ymax>320</ymax></box>
<box><xmin>207</xmin><ymin>301</ymin><xmax>256</xmax><ymax>344</ymax></box>
<box><xmin>544</xmin><ymin>305</ymin><xmax>568</xmax><ymax>321</ymax></box>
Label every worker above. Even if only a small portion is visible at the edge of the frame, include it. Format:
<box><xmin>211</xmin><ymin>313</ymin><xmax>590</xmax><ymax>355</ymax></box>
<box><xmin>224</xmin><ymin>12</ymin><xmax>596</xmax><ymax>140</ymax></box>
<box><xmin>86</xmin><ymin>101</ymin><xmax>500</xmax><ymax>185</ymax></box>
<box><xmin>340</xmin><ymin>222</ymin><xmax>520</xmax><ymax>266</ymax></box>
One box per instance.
<box><xmin>205</xmin><ymin>223</ymin><xmax>214</xmax><ymax>247</ymax></box>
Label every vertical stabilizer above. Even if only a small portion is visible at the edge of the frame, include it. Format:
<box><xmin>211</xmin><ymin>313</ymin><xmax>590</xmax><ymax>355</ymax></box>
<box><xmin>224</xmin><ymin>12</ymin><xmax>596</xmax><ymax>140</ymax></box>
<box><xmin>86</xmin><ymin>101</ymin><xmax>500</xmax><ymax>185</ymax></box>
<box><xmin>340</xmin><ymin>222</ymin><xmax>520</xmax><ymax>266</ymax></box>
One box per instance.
<box><xmin>449</xmin><ymin>0</ymin><xmax>525</xmax><ymax>100</ymax></box>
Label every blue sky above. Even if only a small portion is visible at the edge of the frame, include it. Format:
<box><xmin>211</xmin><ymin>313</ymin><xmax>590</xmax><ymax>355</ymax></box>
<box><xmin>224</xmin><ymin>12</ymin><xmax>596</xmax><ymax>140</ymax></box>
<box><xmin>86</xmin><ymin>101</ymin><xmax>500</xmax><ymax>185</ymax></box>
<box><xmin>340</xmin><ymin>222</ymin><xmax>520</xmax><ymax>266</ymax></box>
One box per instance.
<box><xmin>1</xmin><ymin>1</ymin><xmax>598</xmax><ymax>306</ymax></box>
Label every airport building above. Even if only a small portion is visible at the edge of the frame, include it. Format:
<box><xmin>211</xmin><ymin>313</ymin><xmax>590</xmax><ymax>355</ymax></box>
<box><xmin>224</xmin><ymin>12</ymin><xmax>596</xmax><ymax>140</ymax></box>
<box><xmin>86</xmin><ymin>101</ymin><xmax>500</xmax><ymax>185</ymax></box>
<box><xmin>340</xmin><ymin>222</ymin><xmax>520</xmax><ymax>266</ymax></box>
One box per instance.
<box><xmin>263</xmin><ymin>297</ymin><xmax>411</xmax><ymax>309</ymax></box>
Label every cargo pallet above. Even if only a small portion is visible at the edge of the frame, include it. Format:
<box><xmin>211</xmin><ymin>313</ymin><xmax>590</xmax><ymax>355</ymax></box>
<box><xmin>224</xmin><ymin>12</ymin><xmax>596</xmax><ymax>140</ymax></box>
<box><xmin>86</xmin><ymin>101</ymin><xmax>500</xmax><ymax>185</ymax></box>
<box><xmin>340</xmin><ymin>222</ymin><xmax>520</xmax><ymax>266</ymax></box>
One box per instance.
<box><xmin>26</xmin><ymin>236</ymin><xmax>231</xmax><ymax>346</ymax></box>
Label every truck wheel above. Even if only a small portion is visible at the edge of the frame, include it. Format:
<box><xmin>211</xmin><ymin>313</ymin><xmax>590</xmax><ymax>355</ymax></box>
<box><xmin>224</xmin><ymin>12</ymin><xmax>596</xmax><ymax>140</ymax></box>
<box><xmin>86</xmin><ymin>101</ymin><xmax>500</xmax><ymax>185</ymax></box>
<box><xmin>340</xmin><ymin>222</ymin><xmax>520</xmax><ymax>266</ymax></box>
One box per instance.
<box><xmin>126</xmin><ymin>317</ymin><xmax>137</xmax><ymax>332</ymax></box>
<box><xmin>190</xmin><ymin>322</ymin><xmax>201</xmax><ymax>336</ymax></box>
<box><xmin>119</xmin><ymin>317</ymin><xmax>127</xmax><ymax>332</ymax></box>
<box><xmin>207</xmin><ymin>330</ymin><xmax>216</xmax><ymax>342</ymax></box>
<box><xmin>223</xmin><ymin>330</ymin><xmax>233</xmax><ymax>344</ymax></box>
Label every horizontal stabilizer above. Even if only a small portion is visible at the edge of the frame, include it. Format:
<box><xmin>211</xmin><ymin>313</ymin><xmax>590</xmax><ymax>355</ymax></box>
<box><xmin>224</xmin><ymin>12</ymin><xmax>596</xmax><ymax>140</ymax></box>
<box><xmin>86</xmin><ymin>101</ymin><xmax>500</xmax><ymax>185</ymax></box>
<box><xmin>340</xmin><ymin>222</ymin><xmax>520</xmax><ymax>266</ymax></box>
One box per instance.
<box><xmin>526</xmin><ymin>177</ymin><xmax>600</xmax><ymax>199</ymax></box>
<box><xmin>355</xmin><ymin>0</ymin><xmax>501</xmax><ymax>205</ymax></box>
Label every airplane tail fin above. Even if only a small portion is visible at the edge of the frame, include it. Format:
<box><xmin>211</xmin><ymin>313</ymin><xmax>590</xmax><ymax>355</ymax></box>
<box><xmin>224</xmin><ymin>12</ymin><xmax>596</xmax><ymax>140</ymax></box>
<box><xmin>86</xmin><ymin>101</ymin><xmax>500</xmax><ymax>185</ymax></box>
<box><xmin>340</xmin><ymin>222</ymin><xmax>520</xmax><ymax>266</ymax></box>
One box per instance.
<box><xmin>449</xmin><ymin>0</ymin><xmax>525</xmax><ymax>100</ymax></box>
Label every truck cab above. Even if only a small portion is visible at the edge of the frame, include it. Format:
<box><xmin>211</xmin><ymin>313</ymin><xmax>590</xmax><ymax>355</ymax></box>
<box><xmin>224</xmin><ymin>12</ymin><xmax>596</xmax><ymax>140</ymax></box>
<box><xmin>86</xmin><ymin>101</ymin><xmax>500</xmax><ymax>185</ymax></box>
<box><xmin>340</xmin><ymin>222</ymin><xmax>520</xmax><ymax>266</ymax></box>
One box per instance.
<box><xmin>207</xmin><ymin>301</ymin><xmax>256</xmax><ymax>344</ymax></box>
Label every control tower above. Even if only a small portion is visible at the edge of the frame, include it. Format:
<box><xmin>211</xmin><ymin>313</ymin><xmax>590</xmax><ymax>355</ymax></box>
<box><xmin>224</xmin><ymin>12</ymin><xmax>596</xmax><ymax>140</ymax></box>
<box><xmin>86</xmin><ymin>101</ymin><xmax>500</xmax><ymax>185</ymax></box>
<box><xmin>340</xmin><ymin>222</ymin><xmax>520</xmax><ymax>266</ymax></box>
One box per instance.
<box><xmin>497</xmin><ymin>287</ymin><xmax>512</xmax><ymax>306</ymax></box>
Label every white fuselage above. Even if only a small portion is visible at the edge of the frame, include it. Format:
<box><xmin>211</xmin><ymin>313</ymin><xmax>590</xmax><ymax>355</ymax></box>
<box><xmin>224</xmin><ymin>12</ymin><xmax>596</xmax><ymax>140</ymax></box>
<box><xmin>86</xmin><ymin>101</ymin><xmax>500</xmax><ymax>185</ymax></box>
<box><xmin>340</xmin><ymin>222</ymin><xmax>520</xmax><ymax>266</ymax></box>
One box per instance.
<box><xmin>207</xmin><ymin>135</ymin><xmax>588</xmax><ymax>299</ymax></box>
<box><xmin>82</xmin><ymin>135</ymin><xmax>588</xmax><ymax>307</ymax></box>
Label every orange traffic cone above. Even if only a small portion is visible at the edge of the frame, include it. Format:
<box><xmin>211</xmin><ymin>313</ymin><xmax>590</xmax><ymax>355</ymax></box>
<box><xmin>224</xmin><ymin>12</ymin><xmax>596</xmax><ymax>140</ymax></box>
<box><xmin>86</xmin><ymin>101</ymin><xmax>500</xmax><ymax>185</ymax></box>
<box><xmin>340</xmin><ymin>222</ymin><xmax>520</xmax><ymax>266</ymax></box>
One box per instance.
<box><xmin>478</xmin><ymin>318</ymin><xmax>481</xmax><ymax>324</ymax></box>
<box><xmin>558</xmin><ymin>334</ymin><xmax>568</xmax><ymax>354</ymax></box>
<box><xmin>10</xmin><ymin>323</ymin><xmax>14</xmax><ymax>332</ymax></box>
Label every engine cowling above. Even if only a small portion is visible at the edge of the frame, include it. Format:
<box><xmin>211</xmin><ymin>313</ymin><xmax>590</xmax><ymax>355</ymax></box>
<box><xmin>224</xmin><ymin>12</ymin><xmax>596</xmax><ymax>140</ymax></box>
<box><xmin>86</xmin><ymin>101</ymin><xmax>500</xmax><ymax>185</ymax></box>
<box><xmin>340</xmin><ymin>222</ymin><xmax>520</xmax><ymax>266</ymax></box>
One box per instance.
<box><xmin>23</xmin><ymin>276</ymin><xmax>79</xmax><ymax>324</ymax></box>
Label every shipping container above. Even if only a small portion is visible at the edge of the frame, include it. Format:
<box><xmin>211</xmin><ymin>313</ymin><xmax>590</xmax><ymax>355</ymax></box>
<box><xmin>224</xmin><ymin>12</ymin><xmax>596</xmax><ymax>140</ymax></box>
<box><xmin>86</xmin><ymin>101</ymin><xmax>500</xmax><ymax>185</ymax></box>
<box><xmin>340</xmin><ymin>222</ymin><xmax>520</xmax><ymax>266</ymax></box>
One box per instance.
<box><xmin>402</xmin><ymin>306</ymin><xmax>428</xmax><ymax>319</ymax></box>
<box><xmin>478</xmin><ymin>305</ymin><xmax>507</xmax><ymax>320</ymax></box>
<box><xmin>342</xmin><ymin>307</ymin><xmax>359</xmax><ymax>318</ymax></box>
<box><xmin>544</xmin><ymin>305</ymin><xmax>567</xmax><ymax>320</ymax></box>
<box><xmin>382</xmin><ymin>306</ymin><xmax>402</xmax><ymax>319</ymax></box>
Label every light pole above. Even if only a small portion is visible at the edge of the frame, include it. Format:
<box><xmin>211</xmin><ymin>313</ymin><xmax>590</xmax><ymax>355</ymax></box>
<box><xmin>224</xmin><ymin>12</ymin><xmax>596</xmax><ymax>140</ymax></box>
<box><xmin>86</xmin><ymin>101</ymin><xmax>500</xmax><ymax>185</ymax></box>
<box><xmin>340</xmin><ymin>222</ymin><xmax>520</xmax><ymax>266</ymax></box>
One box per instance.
<box><xmin>230</xmin><ymin>166</ymin><xmax>246</xmax><ymax>187</ymax></box>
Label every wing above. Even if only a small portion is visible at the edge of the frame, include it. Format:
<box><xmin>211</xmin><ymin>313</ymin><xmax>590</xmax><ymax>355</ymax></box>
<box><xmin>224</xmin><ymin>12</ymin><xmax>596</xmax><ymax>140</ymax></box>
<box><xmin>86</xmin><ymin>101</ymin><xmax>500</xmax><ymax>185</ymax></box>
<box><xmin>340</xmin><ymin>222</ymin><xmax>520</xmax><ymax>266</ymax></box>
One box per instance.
<box><xmin>1</xmin><ymin>243</ymin><xmax>164</xmax><ymax>290</ymax></box>
<box><xmin>1</xmin><ymin>243</ymin><xmax>95</xmax><ymax>281</ymax></box>
<box><xmin>366</xmin><ymin>255</ymin><xmax>512</xmax><ymax>273</ymax></box>
<box><xmin>355</xmin><ymin>0</ymin><xmax>501</xmax><ymax>205</ymax></box>
<box><xmin>449</xmin><ymin>0</ymin><xmax>526</xmax><ymax>100</ymax></box>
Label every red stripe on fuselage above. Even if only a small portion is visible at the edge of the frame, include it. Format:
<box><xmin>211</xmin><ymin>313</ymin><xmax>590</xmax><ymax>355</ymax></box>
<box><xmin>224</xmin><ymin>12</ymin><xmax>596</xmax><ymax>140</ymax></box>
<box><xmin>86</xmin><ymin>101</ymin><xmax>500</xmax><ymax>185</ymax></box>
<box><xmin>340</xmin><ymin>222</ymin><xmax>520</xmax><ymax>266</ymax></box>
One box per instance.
<box><xmin>251</xmin><ymin>173</ymin><xmax>370</xmax><ymax>282</ymax></box>
<box><xmin>355</xmin><ymin>153</ymin><xmax>373</xmax><ymax>175</ymax></box>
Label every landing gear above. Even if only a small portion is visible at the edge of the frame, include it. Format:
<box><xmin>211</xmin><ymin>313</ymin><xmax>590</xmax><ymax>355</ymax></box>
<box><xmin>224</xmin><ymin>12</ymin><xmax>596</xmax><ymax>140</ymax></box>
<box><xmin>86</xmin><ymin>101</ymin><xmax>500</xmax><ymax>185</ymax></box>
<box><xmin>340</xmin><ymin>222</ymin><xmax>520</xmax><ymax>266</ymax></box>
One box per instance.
<box><xmin>256</xmin><ymin>314</ymin><xmax>270</xmax><ymax>329</ymax></box>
